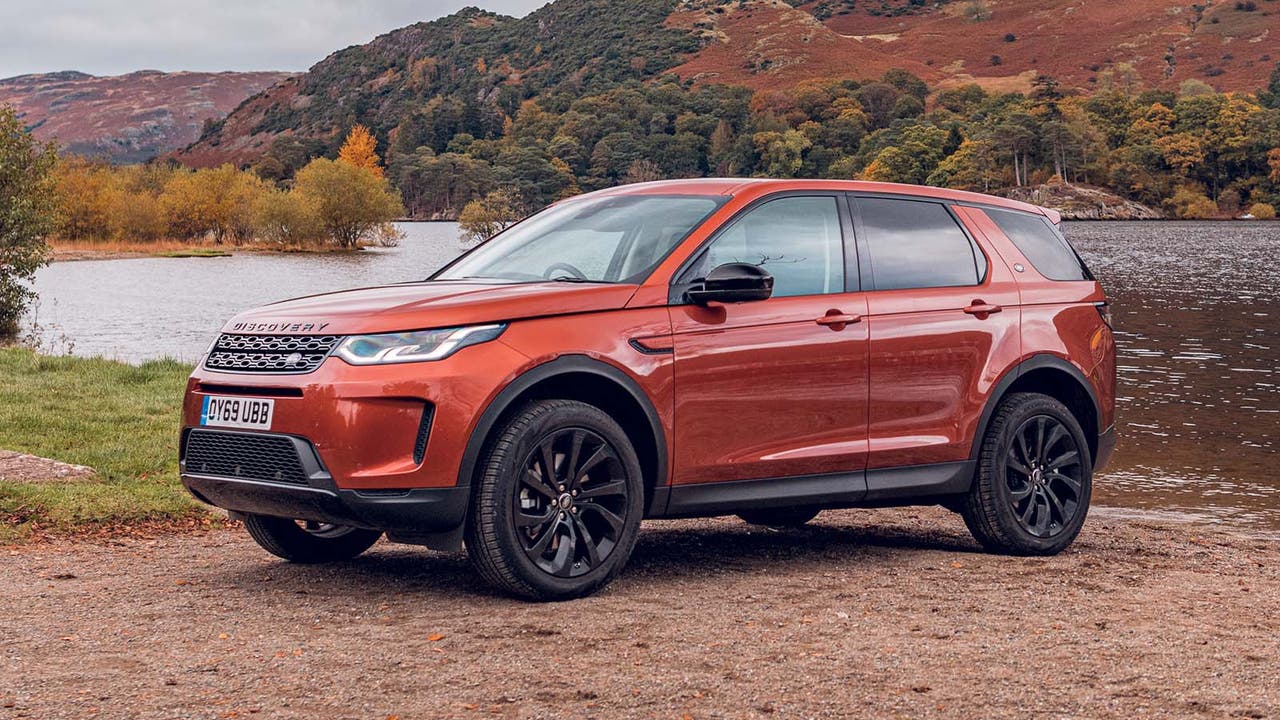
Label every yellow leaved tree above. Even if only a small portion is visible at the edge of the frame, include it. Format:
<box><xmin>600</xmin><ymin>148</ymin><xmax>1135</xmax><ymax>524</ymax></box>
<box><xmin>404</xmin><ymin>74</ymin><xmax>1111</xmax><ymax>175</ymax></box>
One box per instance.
<box><xmin>337</xmin><ymin>124</ymin><xmax>384</xmax><ymax>178</ymax></box>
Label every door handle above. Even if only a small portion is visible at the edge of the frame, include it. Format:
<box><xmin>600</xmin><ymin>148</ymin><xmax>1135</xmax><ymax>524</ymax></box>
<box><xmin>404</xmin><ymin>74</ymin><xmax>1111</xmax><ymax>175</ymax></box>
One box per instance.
<box><xmin>815</xmin><ymin>311</ymin><xmax>862</xmax><ymax>328</ymax></box>
<box><xmin>964</xmin><ymin>301</ymin><xmax>1003</xmax><ymax>316</ymax></box>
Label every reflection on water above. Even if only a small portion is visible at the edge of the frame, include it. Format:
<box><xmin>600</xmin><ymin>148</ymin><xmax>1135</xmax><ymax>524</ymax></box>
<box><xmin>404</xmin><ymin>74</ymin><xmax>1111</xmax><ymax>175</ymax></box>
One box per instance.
<box><xmin>1067</xmin><ymin>221</ymin><xmax>1278</xmax><ymax>530</ymax></box>
<box><xmin>27</xmin><ymin>220</ymin><xmax>1280</xmax><ymax>529</ymax></box>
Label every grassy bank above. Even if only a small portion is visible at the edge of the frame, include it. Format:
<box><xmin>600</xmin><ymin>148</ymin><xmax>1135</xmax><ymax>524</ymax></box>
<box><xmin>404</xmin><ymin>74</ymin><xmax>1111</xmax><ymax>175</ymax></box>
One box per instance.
<box><xmin>0</xmin><ymin>349</ymin><xmax>204</xmax><ymax>541</ymax></box>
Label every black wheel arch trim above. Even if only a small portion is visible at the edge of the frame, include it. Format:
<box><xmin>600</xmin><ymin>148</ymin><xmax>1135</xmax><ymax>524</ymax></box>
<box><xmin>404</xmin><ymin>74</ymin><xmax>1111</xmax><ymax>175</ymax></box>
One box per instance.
<box><xmin>455</xmin><ymin>355</ymin><xmax>669</xmax><ymax>505</ymax></box>
<box><xmin>971</xmin><ymin>354</ymin><xmax>1103</xmax><ymax>463</ymax></box>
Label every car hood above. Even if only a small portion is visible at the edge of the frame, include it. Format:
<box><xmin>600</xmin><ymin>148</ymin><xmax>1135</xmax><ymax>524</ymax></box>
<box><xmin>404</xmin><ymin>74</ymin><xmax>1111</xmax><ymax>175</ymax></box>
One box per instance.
<box><xmin>220</xmin><ymin>281</ymin><xmax>640</xmax><ymax>335</ymax></box>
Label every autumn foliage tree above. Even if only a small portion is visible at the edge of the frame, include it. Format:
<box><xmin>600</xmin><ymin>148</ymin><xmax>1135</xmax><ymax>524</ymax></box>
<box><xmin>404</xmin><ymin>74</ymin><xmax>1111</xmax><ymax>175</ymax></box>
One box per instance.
<box><xmin>0</xmin><ymin>105</ymin><xmax>58</xmax><ymax>336</ymax></box>
<box><xmin>457</xmin><ymin>189</ymin><xmax>525</xmax><ymax>243</ymax></box>
<box><xmin>337</xmin><ymin>124</ymin><xmax>384</xmax><ymax>178</ymax></box>
<box><xmin>293</xmin><ymin>158</ymin><xmax>403</xmax><ymax>248</ymax></box>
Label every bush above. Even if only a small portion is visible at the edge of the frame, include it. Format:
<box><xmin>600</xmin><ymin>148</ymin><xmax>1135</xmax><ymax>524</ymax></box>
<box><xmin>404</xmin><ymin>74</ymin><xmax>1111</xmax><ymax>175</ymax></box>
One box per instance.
<box><xmin>1248</xmin><ymin>202</ymin><xmax>1277</xmax><ymax>219</ymax></box>
<box><xmin>252</xmin><ymin>190</ymin><xmax>324</xmax><ymax>245</ymax></box>
<box><xmin>1169</xmin><ymin>187</ymin><xmax>1220</xmax><ymax>219</ymax></box>
<box><xmin>0</xmin><ymin>106</ymin><xmax>58</xmax><ymax>337</ymax></box>
<box><xmin>458</xmin><ymin>189</ymin><xmax>526</xmax><ymax>243</ymax></box>
<box><xmin>293</xmin><ymin>158</ymin><xmax>404</xmax><ymax>248</ymax></box>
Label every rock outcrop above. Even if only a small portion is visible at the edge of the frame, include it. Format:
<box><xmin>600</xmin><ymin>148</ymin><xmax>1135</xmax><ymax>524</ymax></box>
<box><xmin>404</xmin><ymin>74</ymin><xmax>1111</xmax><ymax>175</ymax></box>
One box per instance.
<box><xmin>1003</xmin><ymin>183</ymin><xmax>1164</xmax><ymax>220</ymax></box>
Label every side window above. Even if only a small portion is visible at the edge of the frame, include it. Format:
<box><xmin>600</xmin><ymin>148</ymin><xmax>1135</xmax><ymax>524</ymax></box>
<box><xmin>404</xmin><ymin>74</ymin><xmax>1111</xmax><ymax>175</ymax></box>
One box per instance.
<box><xmin>986</xmin><ymin>208</ymin><xmax>1093</xmax><ymax>281</ymax></box>
<box><xmin>858</xmin><ymin>197</ymin><xmax>983</xmax><ymax>291</ymax></box>
<box><xmin>684</xmin><ymin>196</ymin><xmax>844</xmax><ymax>298</ymax></box>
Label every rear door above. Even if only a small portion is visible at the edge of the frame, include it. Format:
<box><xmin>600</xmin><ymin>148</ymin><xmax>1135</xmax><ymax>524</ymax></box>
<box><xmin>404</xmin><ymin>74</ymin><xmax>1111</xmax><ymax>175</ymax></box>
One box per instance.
<box><xmin>851</xmin><ymin>196</ymin><xmax>1021</xmax><ymax>492</ymax></box>
<box><xmin>668</xmin><ymin>194</ymin><xmax>871</xmax><ymax>488</ymax></box>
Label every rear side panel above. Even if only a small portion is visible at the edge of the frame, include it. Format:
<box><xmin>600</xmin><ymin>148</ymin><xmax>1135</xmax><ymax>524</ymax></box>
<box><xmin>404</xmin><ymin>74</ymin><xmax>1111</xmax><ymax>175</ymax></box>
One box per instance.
<box><xmin>962</xmin><ymin>207</ymin><xmax>1116</xmax><ymax>434</ymax></box>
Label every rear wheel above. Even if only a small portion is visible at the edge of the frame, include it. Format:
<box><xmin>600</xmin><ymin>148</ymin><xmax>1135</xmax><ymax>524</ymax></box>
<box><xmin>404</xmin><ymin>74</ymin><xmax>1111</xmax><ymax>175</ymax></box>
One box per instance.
<box><xmin>465</xmin><ymin>399</ymin><xmax>644</xmax><ymax>601</ymax></box>
<box><xmin>738</xmin><ymin>507</ymin><xmax>820</xmax><ymax>528</ymax></box>
<box><xmin>961</xmin><ymin>393</ymin><xmax>1092</xmax><ymax>555</ymax></box>
<box><xmin>243</xmin><ymin>514</ymin><xmax>381</xmax><ymax>563</ymax></box>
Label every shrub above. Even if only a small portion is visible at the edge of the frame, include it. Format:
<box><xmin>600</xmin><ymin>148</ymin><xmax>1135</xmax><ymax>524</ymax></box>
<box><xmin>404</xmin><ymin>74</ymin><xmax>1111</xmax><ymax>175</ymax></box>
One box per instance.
<box><xmin>252</xmin><ymin>190</ymin><xmax>324</xmax><ymax>246</ymax></box>
<box><xmin>458</xmin><ymin>189</ymin><xmax>526</xmax><ymax>243</ymax></box>
<box><xmin>1169</xmin><ymin>187</ymin><xmax>1220</xmax><ymax>219</ymax></box>
<box><xmin>1248</xmin><ymin>202</ymin><xmax>1277</xmax><ymax>219</ymax></box>
<box><xmin>293</xmin><ymin>158</ymin><xmax>404</xmax><ymax>248</ymax></box>
<box><xmin>0</xmin><ymin>106</ymin><xmax>58</xmax><ymax>337</ymax></box>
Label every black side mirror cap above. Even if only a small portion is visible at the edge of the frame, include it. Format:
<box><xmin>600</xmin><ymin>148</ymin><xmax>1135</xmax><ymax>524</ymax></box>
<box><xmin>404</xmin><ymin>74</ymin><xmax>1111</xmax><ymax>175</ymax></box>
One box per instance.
<box><xmin>687</xmin><ymin>262</ymin><xmax>775</xmax><ymax>305</ymax></box>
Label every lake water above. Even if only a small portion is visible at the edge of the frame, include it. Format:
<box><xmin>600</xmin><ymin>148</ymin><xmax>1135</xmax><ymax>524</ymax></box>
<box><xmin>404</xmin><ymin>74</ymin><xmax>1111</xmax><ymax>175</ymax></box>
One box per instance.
<box><xmin>27</xmin><ymin>221</ymin><xmax>1280</xmax><ymax>530</ymax></box>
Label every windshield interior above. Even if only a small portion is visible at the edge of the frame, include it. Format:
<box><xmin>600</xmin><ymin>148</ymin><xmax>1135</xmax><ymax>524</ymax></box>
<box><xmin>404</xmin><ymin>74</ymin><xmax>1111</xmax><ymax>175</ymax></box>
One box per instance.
<box><xmin>435</xmin><ymin>194</ymin><xmax>726</xmax><ymax>283</ymax></box>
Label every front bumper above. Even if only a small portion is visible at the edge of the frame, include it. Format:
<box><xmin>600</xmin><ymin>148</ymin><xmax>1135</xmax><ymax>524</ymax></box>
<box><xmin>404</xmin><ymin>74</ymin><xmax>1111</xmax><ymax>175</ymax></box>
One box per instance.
<box><xmin>182</xmin><ymin>473</ymin><xmax>468</xmax><ymax>533</ymax></box>
<box><xmin>179</xmin><ymin>428</ymin><xmax>467</xmax><ymax>532</ymax></box>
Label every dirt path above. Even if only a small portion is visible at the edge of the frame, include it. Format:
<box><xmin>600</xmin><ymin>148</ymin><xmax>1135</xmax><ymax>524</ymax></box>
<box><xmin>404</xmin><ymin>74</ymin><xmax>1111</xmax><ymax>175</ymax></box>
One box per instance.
<box><xmin>2</xmin><ymin>507</ymin><xmax>1277</xmax><ymax>719</ymax></box>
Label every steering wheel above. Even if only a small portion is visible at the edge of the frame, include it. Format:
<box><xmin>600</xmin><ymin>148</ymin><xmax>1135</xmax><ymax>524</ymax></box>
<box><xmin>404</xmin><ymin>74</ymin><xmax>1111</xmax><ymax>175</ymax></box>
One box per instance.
<box><xmin>543</xmin><ymin>262</ymin><xmax>589</xmax><ymax>280</ymax></box>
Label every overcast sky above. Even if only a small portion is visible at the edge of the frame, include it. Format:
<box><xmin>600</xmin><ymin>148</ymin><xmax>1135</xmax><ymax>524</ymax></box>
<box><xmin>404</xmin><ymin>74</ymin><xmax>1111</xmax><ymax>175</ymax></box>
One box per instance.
<box><xmin>0</xmin><ymin>1</ymin><xmax>550</xmax><ymax>78</ymax></box>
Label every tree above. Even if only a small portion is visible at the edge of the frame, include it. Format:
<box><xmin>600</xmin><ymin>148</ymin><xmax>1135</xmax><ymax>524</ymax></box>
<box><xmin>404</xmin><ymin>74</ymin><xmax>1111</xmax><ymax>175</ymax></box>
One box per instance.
<box><xmin>927</xmin><ymin>139</ymin><xmax>1002</xmax><ymax>192</ymax></box>
<box><xmin>1261</xmin><ymin>62</ymin><xmax>1280</xmax><ymax>109</ymax></box>
<box><xmin>1249</xmin><ymin>202</ymin><xmax>1276</xmax><ymax>219</ymax></box>
<box><xmin>0</xmin><ymin>105</ymin><xmax>58</xmax><ymax>336</ymax></box>
<box><xmin>1169</xmin><ymin>186</ymin><xmax>1219</xmax><ymax>218</ymax></box>
<box><xmin>337</xmin><ymin>124</ymin><xmax>384</xmax><ymax>178</ymax></box>
<box><xmin>457</xmin><ymin>189</ymin><xmax>526</xmax><ymax>243</ymax></box>
<box><xmin>160</xmin><ymin>165</ymin><xmax>263</xmax><ymax>243</ymax></box>
<box><xmin>253</xmin><ymin>189</ymin><xmax>324</xmax><ymax>246</ymax></box>
<box><xmin>623</xmin><ymin>159</ymin><xmax>664</xmax><ymax>184</ymax></box>
<box><xmin>1155</xmin><ymin>132</ymin><xmax>1205</xmax><ymax>177</ymax></box>
<box><xmin>293</xmin><ymin>158</ymin><xmax>403</xmax><ymax>248</ymax></box>
<box><xmin>752</xmin><ymin>130</ymin><xmax>811</xmax><ymax>178</ymax></box>
<box><xmin>1270</xmin><ymin>148</ymin><xmax>1280</xmax><ymax>183</ymax></box>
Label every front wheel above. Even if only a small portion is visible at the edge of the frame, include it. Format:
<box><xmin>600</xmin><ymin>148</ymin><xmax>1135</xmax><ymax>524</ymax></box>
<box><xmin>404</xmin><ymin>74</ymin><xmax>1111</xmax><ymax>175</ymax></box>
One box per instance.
<box><xmin>243</xmin><ymin>515</ymin><xmax>381</xmax><ymax>563</ymax></box>
<box><xmin>465</xmin><ymin>399</ymin><xmax>645</xmax><ymax>601</ymax></box>
<box><xmin>961</xmin><ymin>393</ymin><xmax>1093</xmax><ymax>555</ymax></box>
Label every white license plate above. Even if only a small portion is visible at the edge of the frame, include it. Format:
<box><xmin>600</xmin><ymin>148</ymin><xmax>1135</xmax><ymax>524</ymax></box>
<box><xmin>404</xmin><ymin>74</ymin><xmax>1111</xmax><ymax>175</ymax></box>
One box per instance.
<box><xmin>200</xmin><ymin>396</ymin><xmax>274</xmax><ymax>430</ymax></box>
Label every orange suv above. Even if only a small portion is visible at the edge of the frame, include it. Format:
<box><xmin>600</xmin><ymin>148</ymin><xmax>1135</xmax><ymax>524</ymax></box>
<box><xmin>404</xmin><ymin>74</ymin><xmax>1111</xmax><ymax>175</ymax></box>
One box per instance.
<box><xmin>181</xmin><ymin>179</ymin><xmax>1116</xmax><ymax>600</ymax></box>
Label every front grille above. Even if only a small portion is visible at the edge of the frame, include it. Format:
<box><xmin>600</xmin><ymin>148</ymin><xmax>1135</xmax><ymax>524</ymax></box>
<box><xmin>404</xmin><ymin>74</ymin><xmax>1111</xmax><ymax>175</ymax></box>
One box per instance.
<box><xmin>183</xmin><ymin>430</ymin><xmax>310</xmax><ymax>485</ymax></box>
<box><xmin>204</xmin><ymin>334</ymin><xmax>341</xmax><ymax>374</ymax></box>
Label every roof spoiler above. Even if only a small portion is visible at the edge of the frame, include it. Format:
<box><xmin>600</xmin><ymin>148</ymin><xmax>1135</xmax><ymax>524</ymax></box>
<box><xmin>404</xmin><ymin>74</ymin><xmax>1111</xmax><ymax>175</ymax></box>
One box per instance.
<box><xmin>1042</xmin><ymin>207</ymin><xmax>1063</xmax><ymax>225</ymax></box>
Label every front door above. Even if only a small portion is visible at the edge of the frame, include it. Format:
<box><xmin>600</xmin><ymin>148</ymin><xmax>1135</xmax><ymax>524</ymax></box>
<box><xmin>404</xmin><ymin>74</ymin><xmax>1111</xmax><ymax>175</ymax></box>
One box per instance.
<box><xmin>668</xmin><ymin>195</ymin><xmax>871</xmax><ymax>487</ymax></box>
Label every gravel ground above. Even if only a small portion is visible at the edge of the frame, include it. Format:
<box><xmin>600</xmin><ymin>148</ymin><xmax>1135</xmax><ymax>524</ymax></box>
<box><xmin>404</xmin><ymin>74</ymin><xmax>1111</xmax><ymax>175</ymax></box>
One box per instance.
<box><xmin>0</xmin><ymin>451</ymin><xmax>93</xmax><ymax>483</ymax></box>
<box><xmin>2</xmin><ymin>507</ymin><xmax>1277</xmax><ymax>719</ymax></box>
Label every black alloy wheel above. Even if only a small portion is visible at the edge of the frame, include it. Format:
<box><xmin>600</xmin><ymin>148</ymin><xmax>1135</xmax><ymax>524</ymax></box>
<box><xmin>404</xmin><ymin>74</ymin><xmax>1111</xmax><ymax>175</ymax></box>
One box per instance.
<box><xmin>961</xmin><ymin>392</ymin><xmax>1093</xmax><ymax>555</ymax></box>
<box><xmin>514</xmin><ymin>427</ymin><xmax>631</xmax><ymax>578</ymax></box>
<box><xmin>1004</xmin><ymin>415</ymin><xmax>1085</xmax><ymax>538</ymax></box>
<box><xmin>466</xmin><ymin>399</ymin><xmax>645</xmax><ymax>601</ymax></box>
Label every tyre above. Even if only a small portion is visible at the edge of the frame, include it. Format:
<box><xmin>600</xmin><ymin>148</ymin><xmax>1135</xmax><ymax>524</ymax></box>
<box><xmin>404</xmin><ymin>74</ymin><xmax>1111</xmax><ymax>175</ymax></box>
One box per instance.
<box><xmin>465</xmin><ymin>399</ymin><xmax>645</xmax><ymax>601</ymax></box>
<box><xmin>243</xmin><ymin>514</ymin><xmax>382</xmax><ymax>563</ymax></box>
<box><xmin>738</xmin><ymin>506</ymin><xmax>820</xmax><ymax>528</ymax></box>
<box><xmin>961</xmin><ymin>392</ymin><xmax>1093</xmax><ymax>555</ymax></box>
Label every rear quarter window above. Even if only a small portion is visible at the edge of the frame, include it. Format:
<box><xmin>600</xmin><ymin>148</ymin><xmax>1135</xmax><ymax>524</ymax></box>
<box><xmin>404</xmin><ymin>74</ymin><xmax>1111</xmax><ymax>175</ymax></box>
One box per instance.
<box><xmin>987</xmin><ymin>208</ymin><xmax>1093</xmax><ymax>281</ymax></box>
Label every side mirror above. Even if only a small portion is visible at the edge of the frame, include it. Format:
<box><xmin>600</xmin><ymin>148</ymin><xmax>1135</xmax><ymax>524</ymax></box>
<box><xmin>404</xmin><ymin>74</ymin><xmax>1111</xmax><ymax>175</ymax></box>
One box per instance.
<box><xmin>686</xmin><ymin>262</ymin><xmax>774</xmax><ymax>305</ymax></box>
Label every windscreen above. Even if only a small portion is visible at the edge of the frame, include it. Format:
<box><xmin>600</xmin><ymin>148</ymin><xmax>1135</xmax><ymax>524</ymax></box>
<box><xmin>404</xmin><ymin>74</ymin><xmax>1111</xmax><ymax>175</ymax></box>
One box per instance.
<box><xmin>436</xmin><ymin>194</ymin><xmax>726</xmax><ymax>283</ymax></box>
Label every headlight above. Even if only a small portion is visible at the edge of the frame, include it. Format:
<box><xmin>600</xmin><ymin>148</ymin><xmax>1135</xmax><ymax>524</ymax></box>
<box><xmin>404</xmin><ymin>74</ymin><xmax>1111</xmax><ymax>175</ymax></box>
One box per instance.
<box><xmin>335</xmin><ymin>324</ymin><xmax>506</xmax><ymax>365</ymax></box>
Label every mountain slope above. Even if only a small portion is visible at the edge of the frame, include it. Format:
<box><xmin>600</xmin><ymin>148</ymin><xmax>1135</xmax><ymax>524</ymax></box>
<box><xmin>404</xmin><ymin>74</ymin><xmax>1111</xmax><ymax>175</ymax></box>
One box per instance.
<box><xmin>672</xmin><ymin>0</ymin><xmax>1280</xmax><ymax>94</ymax></box>
<box><xmin>179</xmin><ymin>0</ymin><xmax>701</xmax><ymax>166</ymax></box>
<box><xmin>0</xmin><ymin>70</ymin><xmax>293</xmax><ymax>163</ymax></box>
<box><xmin>180</xmin><ymin>0</ymin><xmax>1280</xmax><ymax>169</ymax></box>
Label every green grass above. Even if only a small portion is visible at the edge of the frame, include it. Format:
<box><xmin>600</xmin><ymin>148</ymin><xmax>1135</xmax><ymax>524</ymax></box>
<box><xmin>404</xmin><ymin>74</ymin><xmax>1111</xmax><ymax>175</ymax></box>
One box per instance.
<box><xmin>0</xmin><ymin>349</ymin><xmax>205</xmax><ymax>541</ymax></box>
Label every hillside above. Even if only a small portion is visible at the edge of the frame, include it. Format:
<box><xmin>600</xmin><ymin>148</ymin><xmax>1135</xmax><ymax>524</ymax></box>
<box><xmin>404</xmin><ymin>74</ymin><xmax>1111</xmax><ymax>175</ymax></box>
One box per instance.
<box><xmin>179</xmin><ymin>1</ymin><xmax>701</xmax><ymax>166</ymax></box>
<box><xmin>0</xmin><ymin>70</ymin><xmax>292</xmax><ymax>163</ymax></box>
<box><xmin>179</xmin><ymin>0</ymin><xmax>1280</xmax><ymax>167</ymax></box>
<box><xmin>670</xmin><ymin>0</ymin><xmax>1279</xmax><ymax>93</ymax></box>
